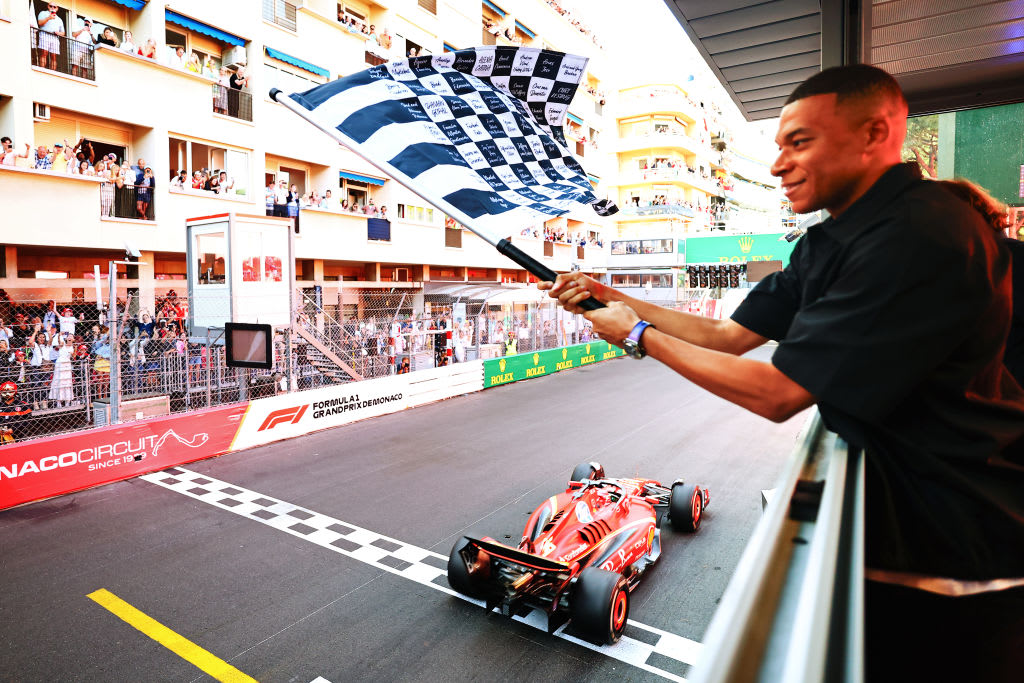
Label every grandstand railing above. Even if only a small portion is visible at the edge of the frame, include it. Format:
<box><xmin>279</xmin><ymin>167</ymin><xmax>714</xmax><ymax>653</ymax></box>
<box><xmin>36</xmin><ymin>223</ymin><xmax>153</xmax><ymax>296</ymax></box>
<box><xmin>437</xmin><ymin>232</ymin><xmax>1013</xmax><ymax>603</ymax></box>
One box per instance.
<box><xmin>692</xmin><ymin>411</ymin><xmax>864</xmax><ymax>683</ymax></box>
<box><xmin>99</xmin><ymin>182</ymin><xmax>156</xmax><ymax>221</ymax></box>
<box><xmin>30</xmin><ymin>27</ymin><xmax>95</xmax><ymax>81</ymax></box>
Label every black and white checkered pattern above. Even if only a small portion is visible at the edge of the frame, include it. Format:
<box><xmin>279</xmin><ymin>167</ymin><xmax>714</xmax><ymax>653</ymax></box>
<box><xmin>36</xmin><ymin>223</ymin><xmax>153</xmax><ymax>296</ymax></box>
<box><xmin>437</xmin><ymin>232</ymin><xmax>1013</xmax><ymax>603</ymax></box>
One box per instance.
<box><xmin>286</xmin><ymin>47</ymin><xmax>609</xmax><ymax>235</ymax></box>
<box><xmin>142</xmin><ymin>467</ymin><xmax>701</xmax><ymax>681</ymax></box>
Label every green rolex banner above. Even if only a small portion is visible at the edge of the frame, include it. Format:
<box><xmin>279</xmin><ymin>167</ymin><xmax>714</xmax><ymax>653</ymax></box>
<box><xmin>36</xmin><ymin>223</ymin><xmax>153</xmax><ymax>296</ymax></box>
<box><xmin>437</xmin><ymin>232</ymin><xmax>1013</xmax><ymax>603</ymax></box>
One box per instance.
<box><xmin>483</xmin><ymin>341</ymin><xmax>625</xmax><ymax>388</ymax></box>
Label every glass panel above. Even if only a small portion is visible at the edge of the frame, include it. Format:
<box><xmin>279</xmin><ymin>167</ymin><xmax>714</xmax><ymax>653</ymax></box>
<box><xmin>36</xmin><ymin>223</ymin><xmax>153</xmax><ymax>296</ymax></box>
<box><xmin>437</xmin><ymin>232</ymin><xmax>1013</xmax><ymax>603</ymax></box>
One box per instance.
<box><xmin>195</xmin><ymin>232</ymin><xmax>226</xmax><ymax>285</ymax></box>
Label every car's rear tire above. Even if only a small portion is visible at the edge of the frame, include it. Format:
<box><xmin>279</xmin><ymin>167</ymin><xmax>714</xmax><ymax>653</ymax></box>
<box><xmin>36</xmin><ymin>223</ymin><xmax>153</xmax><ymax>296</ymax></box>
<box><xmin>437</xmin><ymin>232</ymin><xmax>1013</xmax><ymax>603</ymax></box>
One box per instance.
<box><xmin>571</xmin><ymin>461</ymin><xmax>606</xmax><ymax>482</ymax></box>
<box><xmin>670</xmin><ymin>482</ymin><xmax>703</xmax><ymax>532</ymax></box>
<box><xmin>571</xmin><ymin>567</ymin><xmax>630</xmax><ymax>644</ymax></box>
<box><xmin>447</xmin><ymin>537</ymin><xmax>488</xmax><ymax>598</ymax></box>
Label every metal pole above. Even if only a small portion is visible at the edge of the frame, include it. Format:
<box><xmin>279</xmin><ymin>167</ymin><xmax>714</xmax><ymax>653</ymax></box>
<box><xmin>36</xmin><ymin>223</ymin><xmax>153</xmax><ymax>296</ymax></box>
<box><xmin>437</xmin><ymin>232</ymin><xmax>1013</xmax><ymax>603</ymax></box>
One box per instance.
<box><xmin>205</xmin><ymin>327</ymin><xmax>212</xmax><ymax>408</ymax></box>
<box><xmin>108</xmin><ymin>261</ymin><xmax>119</xmax><ymax>425</ymax></box>
<box><xmin>285</xmin><ymin>326</ymin><xmax>294</xmax><ymax>393</ymax></box>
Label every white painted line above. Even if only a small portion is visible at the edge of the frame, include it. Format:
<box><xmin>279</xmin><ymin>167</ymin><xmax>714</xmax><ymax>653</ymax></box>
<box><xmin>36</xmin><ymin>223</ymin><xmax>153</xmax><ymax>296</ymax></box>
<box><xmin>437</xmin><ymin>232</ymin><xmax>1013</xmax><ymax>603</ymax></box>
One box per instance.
<box><xmin>142</xmin><ymin>467</ymin><xmax>701</xmax><ymax>682</ymax></box>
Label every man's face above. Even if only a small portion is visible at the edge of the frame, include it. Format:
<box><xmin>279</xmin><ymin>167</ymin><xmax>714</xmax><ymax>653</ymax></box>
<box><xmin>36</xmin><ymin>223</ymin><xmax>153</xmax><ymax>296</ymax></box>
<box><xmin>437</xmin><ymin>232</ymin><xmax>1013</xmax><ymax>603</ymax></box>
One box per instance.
<box><xmin>138</xmin><ymin>159</ymin><xmax>145</xmax><ymax>168</ymax></box>
<box><xmin>37</xmin><ymin>146</ymin><xmax>47</xmax><ymax>157</ymax></box>
<box><xmin>771</xmin><ymin>94</ymin><xmax>866</xmax><ymax>216</ymax></box>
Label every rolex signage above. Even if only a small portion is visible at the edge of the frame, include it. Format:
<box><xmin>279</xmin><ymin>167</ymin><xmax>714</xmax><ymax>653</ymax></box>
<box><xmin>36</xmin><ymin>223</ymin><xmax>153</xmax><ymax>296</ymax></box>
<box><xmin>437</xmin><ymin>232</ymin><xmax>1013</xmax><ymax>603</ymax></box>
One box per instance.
<box><xmin>678</xmin><ymin>233</ymin><xmax>797</xmax><ymax>266</ymax></box>
<box><xmin>483</xmin><ymin>341</ymin><xmax>624</xmax><ymax>388</ymax></box>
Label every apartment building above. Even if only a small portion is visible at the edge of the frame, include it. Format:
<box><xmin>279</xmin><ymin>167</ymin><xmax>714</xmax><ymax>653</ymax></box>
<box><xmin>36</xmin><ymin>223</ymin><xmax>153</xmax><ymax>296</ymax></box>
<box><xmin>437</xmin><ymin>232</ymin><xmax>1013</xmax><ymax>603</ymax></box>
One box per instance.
<box><xmin>0</xmin><ymin>0</ymin><xmax>613</xmax><ymax>317</ymax></box>
<box><xmin>604</xmin><ymin>82</ymin><xmax>787</xmax><ymax>303</ymax></box>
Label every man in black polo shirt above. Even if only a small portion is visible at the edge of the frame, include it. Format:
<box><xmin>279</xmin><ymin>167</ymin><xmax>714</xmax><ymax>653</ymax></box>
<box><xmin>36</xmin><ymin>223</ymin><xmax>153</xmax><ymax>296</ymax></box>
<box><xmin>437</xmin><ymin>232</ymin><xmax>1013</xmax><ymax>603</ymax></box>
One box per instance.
<box><xmin>541</xmin><ymin>65</ymin><xmax>1024</xmax><ymax>681</ymax></box>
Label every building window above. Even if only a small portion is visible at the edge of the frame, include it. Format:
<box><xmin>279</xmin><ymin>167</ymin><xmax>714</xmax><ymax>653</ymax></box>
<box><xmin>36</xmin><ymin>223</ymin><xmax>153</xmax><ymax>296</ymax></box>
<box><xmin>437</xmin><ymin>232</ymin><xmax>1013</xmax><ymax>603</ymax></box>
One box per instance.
<box><xmin>169</xmin><ymin>136</ymin><xmax>249</xmax><ymax>196</ymax></box>
<box><xmin>397</xmin><ymin>203</ymin><xmax>435</xmax><ymax>224</ymax></box>
<box><xmin>263</xmin><ymin>0</ymin><xmax>298</xmax><ymax>31</ymax></box>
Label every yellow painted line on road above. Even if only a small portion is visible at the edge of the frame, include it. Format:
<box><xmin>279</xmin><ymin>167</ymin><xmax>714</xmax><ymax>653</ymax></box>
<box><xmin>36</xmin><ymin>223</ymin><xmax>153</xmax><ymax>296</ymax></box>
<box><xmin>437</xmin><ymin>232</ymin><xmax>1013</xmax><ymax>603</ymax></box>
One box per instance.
<box><xmin>87</xmin><ymin>588</ymin><xmax>257</xmax><ymax>683</ymax></box>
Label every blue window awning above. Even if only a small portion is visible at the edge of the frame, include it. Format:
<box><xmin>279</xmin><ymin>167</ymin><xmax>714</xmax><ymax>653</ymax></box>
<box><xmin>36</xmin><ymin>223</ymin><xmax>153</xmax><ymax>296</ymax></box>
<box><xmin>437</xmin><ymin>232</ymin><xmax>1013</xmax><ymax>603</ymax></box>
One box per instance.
<box><xmin>339</xmin><ymin>170</ymin><xmax>386</xmax><ymax>186</ymax></box>
<box><xmin>587</xmin><ymin>174</ymin><xmax>600</xmax><ymax>184</ymax></box>
<box><xmin>566</xmin><ymin>112</ymin><xmax>584</xmax><ymax>126</ymax></box>
<box><xmin>265</xmin><ymin>46</ymin><xmax>329</xmax><ymax>78</ymax></box>
<box><xmin>514</xmin><ymin>20</ymin><xmax>535</xmax><ymax>39</ymax></box>
<box><xmin>443</xmin><ymin>42</ymin><xmax>458</xmax><ymax>53</ymax></box>
<box><xmin>165</xmin><ymin>10</ymin><xmax>244</xmax><ymax>46</ymax></box>
<box><xmin>482</xmin><ymin>0</ymin><xmax>506</xmax><ymax>17</ymax></box>
<box><xmin>109</xmin><ymin>0</ymin><xmax>147</xmax><ymax>10</ymax></box>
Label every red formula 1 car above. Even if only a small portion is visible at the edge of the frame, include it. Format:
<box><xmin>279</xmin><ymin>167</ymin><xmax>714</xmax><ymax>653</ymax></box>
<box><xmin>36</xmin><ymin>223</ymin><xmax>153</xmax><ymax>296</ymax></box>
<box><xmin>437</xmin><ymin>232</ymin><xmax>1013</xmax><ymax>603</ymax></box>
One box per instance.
<box><xmin>447</xmin><ymin>461</ymin><xmax>709</xmax><ymax>644</ymax></box>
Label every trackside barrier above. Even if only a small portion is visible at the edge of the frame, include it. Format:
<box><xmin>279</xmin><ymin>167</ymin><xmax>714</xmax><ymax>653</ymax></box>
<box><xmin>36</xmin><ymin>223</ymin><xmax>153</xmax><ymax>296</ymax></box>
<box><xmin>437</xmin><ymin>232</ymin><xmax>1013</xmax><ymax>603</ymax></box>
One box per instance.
<box><xmin>0</xmin><ymin>362</ymin><xmax>485</xmax><ymax>510</ymax></box>
<box><xmin>0</xmin><ymin>403</ymin><xmax>249</xmax><ymax>511</ymax></box>
<box><xmin>230</xmin><ymin>360</ymin><xmax>484</xmax><ymax>451</ymax></box>
<box><xmin>691</xmin><ymin>411</ymin><xmax>865</xmax><ymax>683</ymax></box>
<box><xmin>482</xmin><ymin>340</ymin><xmax>625</xmax><ymax>388</ymax></box>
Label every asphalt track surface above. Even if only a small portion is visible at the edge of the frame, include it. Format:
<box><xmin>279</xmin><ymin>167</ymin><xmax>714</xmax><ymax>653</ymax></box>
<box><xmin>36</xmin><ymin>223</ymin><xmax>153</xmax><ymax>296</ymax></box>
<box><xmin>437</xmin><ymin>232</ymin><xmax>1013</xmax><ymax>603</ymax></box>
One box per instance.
<box><xmin>1</xmin><ymin>347</ymin><xmax>808</xmax><ymax>683</ymax></box>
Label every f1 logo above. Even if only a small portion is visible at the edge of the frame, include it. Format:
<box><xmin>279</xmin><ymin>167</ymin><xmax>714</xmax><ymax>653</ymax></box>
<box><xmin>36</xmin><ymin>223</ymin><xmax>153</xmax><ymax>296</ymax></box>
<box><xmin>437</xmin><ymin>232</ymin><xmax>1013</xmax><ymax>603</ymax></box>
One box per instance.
<box><xmin>258</xmin><ymin>405</ymin><xmax>309</xmax><ymax>431</ymax></box>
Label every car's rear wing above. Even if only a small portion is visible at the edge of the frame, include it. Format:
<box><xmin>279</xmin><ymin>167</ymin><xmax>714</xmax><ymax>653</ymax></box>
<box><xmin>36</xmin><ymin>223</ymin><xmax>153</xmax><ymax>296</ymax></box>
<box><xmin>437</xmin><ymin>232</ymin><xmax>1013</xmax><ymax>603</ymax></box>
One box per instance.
<box><xmin>466</xmin><ymin>537</ymin><xmax>570</xmax><ymax>573</ymax></box>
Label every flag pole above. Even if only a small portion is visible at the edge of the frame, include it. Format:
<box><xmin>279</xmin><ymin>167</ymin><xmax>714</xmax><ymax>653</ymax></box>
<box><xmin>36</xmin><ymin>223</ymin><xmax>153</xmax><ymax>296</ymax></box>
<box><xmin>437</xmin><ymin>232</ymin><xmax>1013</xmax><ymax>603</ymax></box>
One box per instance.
<box><xmin>269</xmin><ymin>88</ymin><xmax>604</xmax><ymax>311</ymax></box>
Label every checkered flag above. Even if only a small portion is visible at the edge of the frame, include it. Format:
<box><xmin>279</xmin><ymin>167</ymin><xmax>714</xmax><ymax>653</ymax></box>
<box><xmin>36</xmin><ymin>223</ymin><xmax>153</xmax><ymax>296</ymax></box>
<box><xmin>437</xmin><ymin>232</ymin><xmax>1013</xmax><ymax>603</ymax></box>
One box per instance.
<box><xmin>275</xmin><ymin>46</ymin><xmax>614</xmax><ymax>238</ymax></box>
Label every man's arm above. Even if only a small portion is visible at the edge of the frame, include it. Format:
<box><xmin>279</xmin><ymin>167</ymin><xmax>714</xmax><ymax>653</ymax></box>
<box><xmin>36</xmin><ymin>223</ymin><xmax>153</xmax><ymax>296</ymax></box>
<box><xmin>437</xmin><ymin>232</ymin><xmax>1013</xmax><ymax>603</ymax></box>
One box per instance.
<box><xmin>539</xmin><ymin>272</ymin><xmax>768</xmax><ymax>355</ymax></box>
<box><xmin>590</xmin><ymin>301</ymin><xmax>815</xmax><ymax>422</ymax></box>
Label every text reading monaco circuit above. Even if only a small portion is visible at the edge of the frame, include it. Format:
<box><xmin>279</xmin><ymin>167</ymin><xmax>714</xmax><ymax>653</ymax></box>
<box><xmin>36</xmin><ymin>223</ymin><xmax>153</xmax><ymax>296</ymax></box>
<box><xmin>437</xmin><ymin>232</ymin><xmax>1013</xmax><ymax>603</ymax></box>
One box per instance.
<box><xmin>447</xmin><ymin>462</ymin><xmax>710</xmax><ymax>645</ymax></box>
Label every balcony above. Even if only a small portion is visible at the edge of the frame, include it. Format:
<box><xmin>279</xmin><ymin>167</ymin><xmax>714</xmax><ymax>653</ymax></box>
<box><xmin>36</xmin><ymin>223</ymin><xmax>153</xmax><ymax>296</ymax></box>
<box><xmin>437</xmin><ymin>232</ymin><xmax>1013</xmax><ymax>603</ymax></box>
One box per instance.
<box><xmin>618</xmin><ymin>204</ymin><xmax>697</xmax><ymax>219</ymax></box>
<box><xmin>30</xmin><ymin>27</ymin><xmax>95</xmax><ymax>81</ymax></box>
<box><xmin>212</xmin><ymin>83</ymin><xmax>253</xmax><ymax>122</ymax></box>
<box><xmin>618</xmin><ymin>167</ymin><xmax>724</xmax><ymax>196</ymax></box>
<box><xmin>100</xmin><ymin>182</ymin><xmax>155</xmax><ymax>221</ymax></box>
<box><xmin>618</xmin><ymin>91</ymin><xmax>700</xmax><ymax>123</ymax></box>
<box><xmin>617</xmin><ymin>131</ymin><xmax>703</xmax><ymax>156</ymax></box>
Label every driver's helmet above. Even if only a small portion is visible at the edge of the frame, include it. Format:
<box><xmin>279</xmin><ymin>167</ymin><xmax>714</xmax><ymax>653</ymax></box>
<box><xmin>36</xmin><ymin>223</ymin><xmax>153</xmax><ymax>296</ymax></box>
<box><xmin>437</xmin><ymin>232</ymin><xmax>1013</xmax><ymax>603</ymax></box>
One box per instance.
<box><xmin>0</xmin><ymin>381</ymin><xmax>17</xmax><ymax>401</ymax></box>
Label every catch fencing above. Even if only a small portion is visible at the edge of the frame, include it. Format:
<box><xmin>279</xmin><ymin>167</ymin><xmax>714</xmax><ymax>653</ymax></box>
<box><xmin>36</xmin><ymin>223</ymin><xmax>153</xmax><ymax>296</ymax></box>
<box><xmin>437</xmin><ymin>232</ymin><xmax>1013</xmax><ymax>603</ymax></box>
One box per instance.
<box><xmin>0</xmin><ymin>285</ymin><xmax>598</xmax><ymax>445</ymax></box>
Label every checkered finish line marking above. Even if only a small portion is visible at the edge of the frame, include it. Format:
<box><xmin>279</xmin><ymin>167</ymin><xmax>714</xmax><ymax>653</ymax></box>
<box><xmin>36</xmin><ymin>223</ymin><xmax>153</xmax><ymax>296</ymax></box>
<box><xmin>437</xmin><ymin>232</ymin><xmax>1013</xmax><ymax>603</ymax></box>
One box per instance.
<box><xmin>141</xmin><ymin>467</ymin><xmax>702</xmax><ymax>682</ymax></box>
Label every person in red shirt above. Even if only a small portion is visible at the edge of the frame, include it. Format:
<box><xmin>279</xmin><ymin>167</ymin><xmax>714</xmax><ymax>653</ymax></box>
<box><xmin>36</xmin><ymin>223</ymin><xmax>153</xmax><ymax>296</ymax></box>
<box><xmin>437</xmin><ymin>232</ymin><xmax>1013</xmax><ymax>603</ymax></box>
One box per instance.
<box><xmin>0</xmin><ymin>381</ymin><xmax>32</xmax><ymax>444</ymax></box>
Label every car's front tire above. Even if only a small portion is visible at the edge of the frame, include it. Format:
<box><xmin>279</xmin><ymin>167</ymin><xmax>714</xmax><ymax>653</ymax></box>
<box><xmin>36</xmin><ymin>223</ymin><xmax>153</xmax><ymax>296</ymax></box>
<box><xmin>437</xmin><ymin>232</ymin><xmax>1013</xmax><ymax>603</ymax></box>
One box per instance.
<box><xmin>571</xmin><ymin>567</ymin><xmax>630</xmax><ymax>644</ymax></box>
<box><xmin>571</xmin><ymin>461</ymin><xmax>606</xmax><ymax>482</ymax></box>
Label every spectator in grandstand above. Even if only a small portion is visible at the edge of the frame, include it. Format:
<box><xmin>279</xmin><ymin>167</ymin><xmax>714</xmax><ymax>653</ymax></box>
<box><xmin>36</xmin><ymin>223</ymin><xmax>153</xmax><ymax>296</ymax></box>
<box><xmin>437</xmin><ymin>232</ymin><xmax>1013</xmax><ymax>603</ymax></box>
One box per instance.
<box><xmin>48</xmin><ymin>335</ymin><xmax>74</xmax><ymax>407</ymax></box>
<box><xmin>57</xmin><ymin>307</ymin><xmax>76</xmax><ymax>337</ymax></box>
<box><xmin>137</xmin><ymin>38</ymin><xmax>157</xmax><ymax>60</ymax></box>
<box><xmin>0</xmin><ymin>381</ymin><xmax>32</xmax><ymax>445</ymax></box>
<box><xmin>170</xmin><ymin>169</ymin><xmax>187</xmax><ymax>189</ymax></box>
<box><xmin>70</xmin><ymin>17</ymin><xmax>95</xmax><ymax>79</ymax></box>
<box><xmin>340</xmin><ymin>198</ymin><xmax>350</xmax><ymax>211</ymax></box>
<box><xmin>36</xmin><ymin>3</ymin><xmax>65</xmax><ymax>72</ymax></box>
<box><xmin>202</xmin><ymin>55</ymin><xmax>217</xmax><ymax>80</ymax></box>
<box><xmin>378</xmin><ymin>205</ymin><xmax>388</xmax><ymax>221</ymax></box>
<box><xmin>215</xmin><ymin>171</ymin><xmax>234</xmax><ymax>194</ymax></box>
<box><xmin>185</xmin><ymin>51</ymin><xmax>202</xmax><ymax>74</ymax></box>
<box><xmin>135</xmin><ymin>167</ymin><xmax>153</xmax><ymax>219</ymax></box>
<box><xmin>287</xmin><ymin>183</ymin><xmax>301</xmax><ymax>230</ymax></box>
<box><xmin>215</xmin><ymin>66</ymin><xmax>231</xmax><ymax>115</ymax></box>
<box><xmin>318</xmin><ymin>189</ymin><xmax>333</xmax><ymax>208</ymax></box>
<box><xmin>362</xmin><ymin>198</ymin><xmax>377</xmax><ymax>215</ymax></box>
<box><xmin>1</xmin><ymin>137</ymin><xmax>30</xmax><ymax>166</ymax></box>
<box><xmin>273</xmin><ymin>179</ymin><xmax>288</xmax><ymax>217</ymax></box>
<box><xmin>542</xmin><ymin>64</ymin><xmax>1024</xmax><ymax>683</ymax></box>
<box><xmin>168</xmin><ymin>45</ymin><xmax>186</xmax><ymax>69</ymax></box>
<box><xmin>96</xmin><ymin>26</ymin><xmax>118</xmax><ymax>48</ymax></box>
<box><xmin>120</xmin><ymin>30</ymin><xmax>136</xmax><ymax>53</ymax></box>
<box><xmin>33</xmin><ymin>145</ymin><xmax>53</xmax><ymax>170</ymax></box>
<box><xmin>265</xmin><ymin>178</ymin><xmax>275</xmax><ymax>215</ymax></box>
<box><xmin>228</xmin><ymin>65</ymin><xmax>249</xmax><ymax>118</ymax></box>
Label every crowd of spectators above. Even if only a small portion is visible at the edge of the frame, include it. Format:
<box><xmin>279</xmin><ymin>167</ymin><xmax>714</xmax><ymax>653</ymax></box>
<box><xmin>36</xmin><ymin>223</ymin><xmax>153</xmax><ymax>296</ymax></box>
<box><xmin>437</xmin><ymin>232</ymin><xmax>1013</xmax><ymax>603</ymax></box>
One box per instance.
<box><xmin>0</xmin><ymin>291</ymin><xmax>191</xmax><ymax>419</ymax></box>
<box><xmin>518</xmin><ymin>226</ymin><xmax>603</xmax><ymax>248</ymax></box>
<box><xmin>336</xmin><ymin>11</ymin><xmax>391</xmax><ymax>55</ymax></box>
<box><xmin>1</xmin><ymin>137</ymin><xmax>156</xmax><ymax>219</ymax></box>
<box><xmin>265</xmin><ymin>181</ymin><xmax>389</xmax><ymax>221</ymax></box>
<box><xmin>171</xmin><ymin>168</ymin><xmax>235</xmax><ymax>195</ymax></box>
<box><xmin>543</xmin><ymin>0</ymin><xmax>604</xmax><ymax>48</ymax></box>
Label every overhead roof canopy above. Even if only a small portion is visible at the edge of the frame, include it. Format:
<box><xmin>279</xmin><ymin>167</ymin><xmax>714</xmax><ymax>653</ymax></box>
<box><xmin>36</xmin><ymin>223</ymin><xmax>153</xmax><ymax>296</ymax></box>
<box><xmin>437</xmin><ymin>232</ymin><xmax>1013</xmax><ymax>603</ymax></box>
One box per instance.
<box><xmin>663</xmin><ymin>0</ymin><xmax>1024</xmax><ymax>121</ymax></box>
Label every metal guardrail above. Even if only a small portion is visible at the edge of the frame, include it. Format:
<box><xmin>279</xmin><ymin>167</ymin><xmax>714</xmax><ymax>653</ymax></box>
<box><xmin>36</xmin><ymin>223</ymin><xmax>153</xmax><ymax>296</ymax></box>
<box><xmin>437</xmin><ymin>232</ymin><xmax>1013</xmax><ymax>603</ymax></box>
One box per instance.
<box><xmin>692</xmin><ymin>410</ymin><xmax>864</xmax><ymax>683</ymax></box>
<box><xmin>212</xmin><ymin>83</ymin><xmax>253</xmax><ymax>121</ymax></box>
<box><xmin>30</xmin><ymin>27</ymin><xmax>95</xmax><ymax>81</ymax></box>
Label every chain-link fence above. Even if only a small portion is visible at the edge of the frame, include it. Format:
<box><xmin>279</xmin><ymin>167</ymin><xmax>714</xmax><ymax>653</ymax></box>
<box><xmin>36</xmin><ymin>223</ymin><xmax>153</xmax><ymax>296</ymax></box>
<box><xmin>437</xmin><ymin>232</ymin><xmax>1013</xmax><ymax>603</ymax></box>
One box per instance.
<box><xmin>0</xmin><ymin>285</ymin><xmax>596</xmax><ymax>445</ymax></box>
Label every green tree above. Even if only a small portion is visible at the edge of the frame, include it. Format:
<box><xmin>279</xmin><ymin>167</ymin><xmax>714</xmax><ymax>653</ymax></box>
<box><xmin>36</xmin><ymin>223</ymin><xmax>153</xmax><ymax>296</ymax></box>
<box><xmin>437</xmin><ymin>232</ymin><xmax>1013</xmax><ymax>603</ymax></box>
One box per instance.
<box><xmin>902</xmin><ymin>115</ymin><xmax>939</xmax><ymax>178</ymax></box>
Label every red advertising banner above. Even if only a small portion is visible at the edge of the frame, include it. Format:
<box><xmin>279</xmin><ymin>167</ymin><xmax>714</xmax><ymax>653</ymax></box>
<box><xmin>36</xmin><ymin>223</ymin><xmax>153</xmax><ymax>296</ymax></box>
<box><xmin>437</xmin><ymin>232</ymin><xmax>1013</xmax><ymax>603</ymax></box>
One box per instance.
<box><xmin>0</xmin><ymin>403</ymin><xmax>247</xmax><ymax>510</ymax></box>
